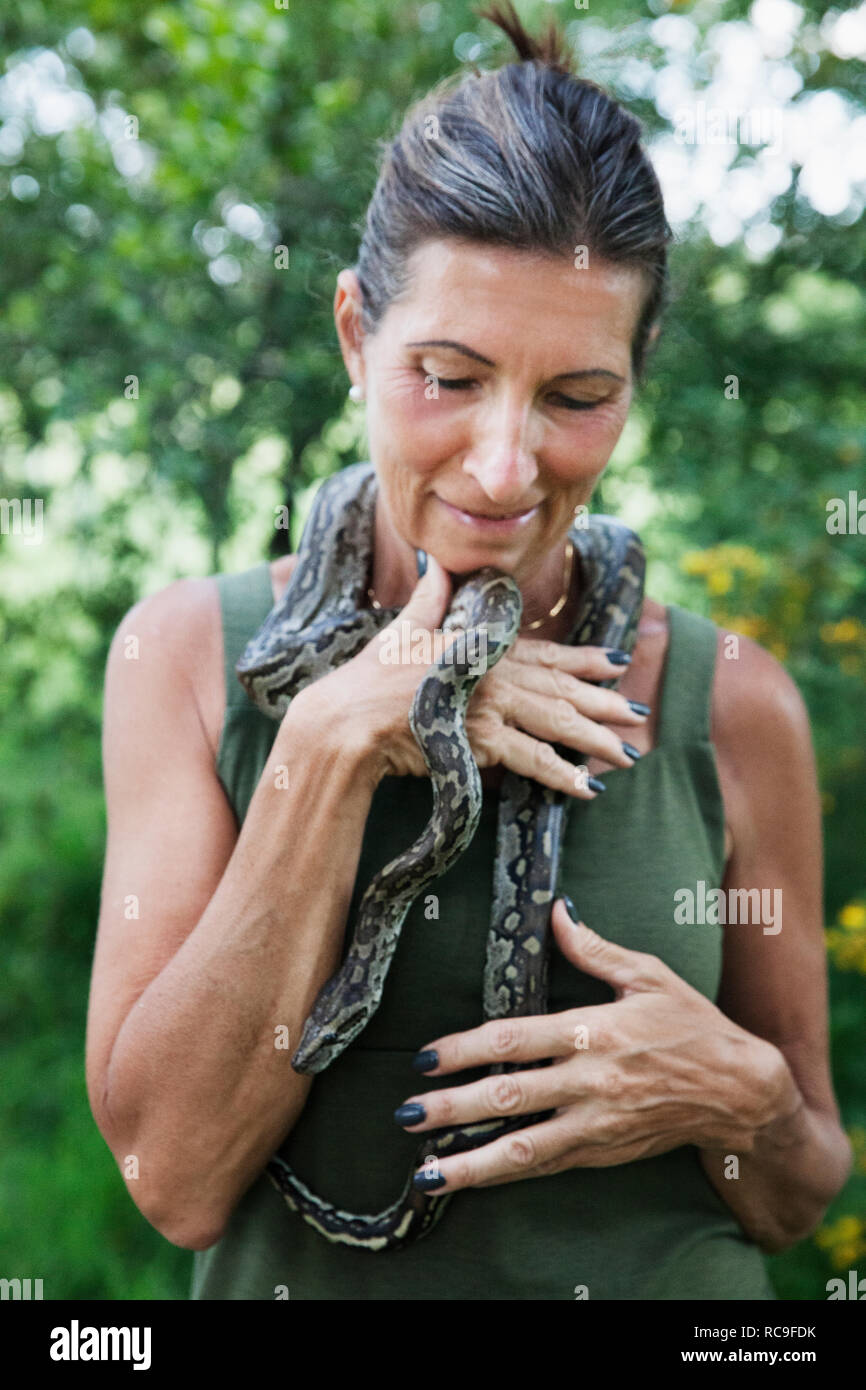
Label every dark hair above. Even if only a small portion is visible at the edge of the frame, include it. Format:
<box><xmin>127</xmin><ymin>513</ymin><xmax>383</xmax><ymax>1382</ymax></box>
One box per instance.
<box><xmin>354</xmin><ymin>0</ymin><xmax>673</xmax><ymax>384</ymax></box>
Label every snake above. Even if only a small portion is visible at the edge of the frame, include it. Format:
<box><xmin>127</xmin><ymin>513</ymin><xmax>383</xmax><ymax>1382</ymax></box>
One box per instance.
<box><xmin>236</xmin><ymin>460</ymin><xmax>645</xmax><ymax>1252</ymax></box>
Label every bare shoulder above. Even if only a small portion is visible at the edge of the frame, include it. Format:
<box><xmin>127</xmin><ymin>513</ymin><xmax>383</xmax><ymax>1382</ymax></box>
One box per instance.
<box><xmin>108</xmin><ymin>574</ymin><xmax>222</xmax><ymax>694</ymax></box>
<box><xmin>621</xmin><ymin>602</ymin><xmax>815</xmax><ymax>868</ymax></box>
<box><xmin>111</xmin><ymin>573</ymin><xmax>221</xmax><ymax>654</ymax></box>
<box><xmin>107</xmin><ymin>556</ymin><xmax>300</xmax><ymax>762</ymax></box>
<box><xmin>709</xmin><ymin>625</ymin><xmax>818</xmax><ymax>872</ymax></box>
<box><xmin>710</xmin><ymin>626</ymin><xmax>814</xmax><ymax>772</ymax></box>
<box><xmin>106</xmin><ymin>574</ymin><xmax>225</xmax><ymax>765</ymax></box>
<box><xmin>633</xmin><ymin>601</ymin><xmax>811</xmax><ymax>750</ymax></box>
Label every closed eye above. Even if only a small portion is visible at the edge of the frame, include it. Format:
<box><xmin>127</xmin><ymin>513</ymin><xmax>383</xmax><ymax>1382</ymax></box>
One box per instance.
<box><xmin>434</xmin><ymin>376</ymin><xmax>603</xmax><ymax>411</ymax></box>
<box><xmin>550</xmin><ymin>393</ymin><xmax>604</xmax><ymax>411</ymax></box>
<box><xmin>435</xmin><ymin>376</ymin><xmax>477</xmax><ymax>391</ymax></box>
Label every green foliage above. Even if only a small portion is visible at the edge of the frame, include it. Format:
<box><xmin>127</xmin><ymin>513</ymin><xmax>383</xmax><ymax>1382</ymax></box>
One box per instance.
<box><xmin>1</xmin><ymin>0</ymin><xmax>863</xmax><ymax>1301</ymax></box>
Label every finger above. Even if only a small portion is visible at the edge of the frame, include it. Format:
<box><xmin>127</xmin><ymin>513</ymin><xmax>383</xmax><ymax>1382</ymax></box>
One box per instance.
<box><xmin>501</xmin><ymin>684</ymin><xmax>639</xmax><ymax>771</ymax></box>
<box><xmin>396</xmin><ymin>1056</ymin><xmax>599</xmax><ymax>1132</ymax></box>
<box><xmin>504</xmin><ymin>659</ymin><xmax>649</xmax><ymax>727</ymax></box>
<box><xmin>414</xmin><ymin>1112</ymin><xmax>580</xmax><ymax>1193</ymax></box>
<box><xmin>473</xmin><ymin>1128</ymin><xmax>685</xmax><ymax>1185</ymax></box>
<box><xmin>551</xmin><ymin>899</ymin><xmax>673</xmax><ymax>997</ymax></box>
<box><xmin>397</xmin><ymin>1063</ymin><xmax>587</xmax><ymax>1131</ymax></box>
<box><xmin>496</xmin><ymin>723</ymin><xmax>607</xmax><ymax>799</ymax></box>
<box><xmin>509</xmin><ymin>639</ymin><xmax>634</xmax><ymax>682</ymax></box>
<box><xmin>410</xmin><ymin>1008</ymin><xmax>611</xmax><ymax>1078</ymax></box>
<box><xmin>393</xmin><ymin>552</ymin><xmax>452</xmax><ymax>635</ymax></box>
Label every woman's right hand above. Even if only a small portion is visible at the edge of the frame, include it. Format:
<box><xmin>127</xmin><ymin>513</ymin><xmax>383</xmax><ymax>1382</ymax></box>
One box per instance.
<box><xmin>295</xmin><ymin>554</ymin><xmax>648</xmax><ymax>798</ymax></box>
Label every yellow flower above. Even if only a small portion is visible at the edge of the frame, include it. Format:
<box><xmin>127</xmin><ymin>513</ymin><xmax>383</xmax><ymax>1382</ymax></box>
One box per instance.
<box><xmin>722</xmin><ymin>545</ymin><xmax>766</xmax><ymax>577</ymax></box>
<box><xmin>839</xmin><ymin>903</ymin><xmax>866</xmax><ymax>930</ymax></box>
<box><xmin>825</xmin><ymin>928</ymin><xmax>866</xmax><ymax>972</ymax></box>
<box><xmin>832</xmin><ymin>1241</ymin><xmax>864</xmax><ymax>1268</ymax></box>
<box><xmin>681</xmin><ymin>550</ymin><xmax>712</xmax><ymax>575</ymax></box>
<box><xmin>833</xmin><ymin>1216</ymin><xmax>863</xmax><ymax>1242</ymax></box>
<box><xmin>707</xmin><ymin>568</ymin><xmax>733</xmax><ymax>595</ymax></box>
<box><xmin>816</xmin><ymin>1215</ymin><xmax>863</xmax><ymax>1264</ymax></box>
<box><xmin>718</xmin><ymin>615</ymin><xmax>767</xmax><ymax>640</ymax></box>
<box><xmin>821</xmin><ymin>619</ymin><xmax>865</xmax><ymax>645</ymax></box>
<box><xmin>683</xmin><ymin>545</ymin><xmax>766</xmax><ymax>584</ymax></box>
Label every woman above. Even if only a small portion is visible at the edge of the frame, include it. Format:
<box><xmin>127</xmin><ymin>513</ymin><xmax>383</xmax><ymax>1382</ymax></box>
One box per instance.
<box><xmin>86</xmin><ymin>3</ymin><xmax>851</xmax><ymax>1299</ymax></box>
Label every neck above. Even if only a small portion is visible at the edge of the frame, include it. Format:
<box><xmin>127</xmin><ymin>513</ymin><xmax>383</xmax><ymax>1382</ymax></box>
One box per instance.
<box><xmin>515</xmin><ymin>535</ymin><xmax>577</xmax><ymax>639</ymax></box>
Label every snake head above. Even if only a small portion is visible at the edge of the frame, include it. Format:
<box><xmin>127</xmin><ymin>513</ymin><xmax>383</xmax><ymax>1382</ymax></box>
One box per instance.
<box><xmin>443</xmin><ymin>568</ymin><xmax>522</xmax><ymax>672</ymax></box>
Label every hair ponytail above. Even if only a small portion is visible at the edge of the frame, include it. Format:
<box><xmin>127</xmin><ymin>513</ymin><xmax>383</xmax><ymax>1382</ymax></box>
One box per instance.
<box><xmin>475</xmin><ymin>0</ymin><xmax>575</xmax><ymax>76</ymax></box>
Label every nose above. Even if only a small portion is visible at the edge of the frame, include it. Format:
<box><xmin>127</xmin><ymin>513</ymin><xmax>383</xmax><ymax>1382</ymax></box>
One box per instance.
<box><xmin>461</xmin><ymin>394</ymin><xmax>540</xmax><ymax>507</ymax></box>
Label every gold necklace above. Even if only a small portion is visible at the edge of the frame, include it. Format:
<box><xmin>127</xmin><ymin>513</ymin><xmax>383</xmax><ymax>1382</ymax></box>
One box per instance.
<box><xmin>367</xmin><ymin>538</ymin><xmax>575</xmax><ymax>631</ymax></box>
<box><xmin>520</xmin><ymin>539</ymin><xmax>574</xmax><ymax>630</ymax></box>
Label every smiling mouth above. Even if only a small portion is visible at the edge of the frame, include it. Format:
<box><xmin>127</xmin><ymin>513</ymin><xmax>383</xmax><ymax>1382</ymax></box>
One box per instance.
<box><xmin>437</xmin><ymin>497</ymin><xmax>540</xmax><ymax>522</ymax></box>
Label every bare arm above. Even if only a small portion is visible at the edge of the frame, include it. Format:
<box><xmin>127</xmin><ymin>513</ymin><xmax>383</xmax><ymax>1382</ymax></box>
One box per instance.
<box><xmin>87</xmin><ymin>577</ymin><xmax>385</xmax><ymax>1250</ymax></box>
<box><xmin>698</xmin><ymin>634</ymin><xmax>852</xmax><ymax>1251</ymax></box>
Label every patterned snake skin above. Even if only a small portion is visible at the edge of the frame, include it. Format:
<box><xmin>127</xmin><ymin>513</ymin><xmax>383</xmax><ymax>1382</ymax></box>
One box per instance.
<box><xmin>236</xmin><ymin>460</ymin><xmax>645</xmax><ymax>1251</ymax></box>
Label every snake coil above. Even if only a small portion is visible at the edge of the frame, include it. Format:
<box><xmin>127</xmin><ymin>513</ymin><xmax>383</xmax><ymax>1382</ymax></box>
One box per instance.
<box><xmin>236</xmin><ymin>461</ymin><xmax>645</xmax><ymax>1251</ymax></box>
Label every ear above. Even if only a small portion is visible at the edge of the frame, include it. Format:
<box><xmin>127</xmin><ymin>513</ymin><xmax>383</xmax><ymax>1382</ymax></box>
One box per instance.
<box><xmin>647</xmin><ymin>321</ymin><xmax>661</xmax><ymax>346</ymax></box>
<box><xmin>334</xmin><ymin>268</ymin><xmax>367</xmax><ymax>394</ymax></box>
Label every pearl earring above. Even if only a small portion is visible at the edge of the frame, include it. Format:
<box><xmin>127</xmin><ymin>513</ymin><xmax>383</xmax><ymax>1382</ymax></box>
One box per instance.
<box><xmin>348</xmin><ymin>384</ymin><xmax>365</xmax><ymax>403</ymax></box>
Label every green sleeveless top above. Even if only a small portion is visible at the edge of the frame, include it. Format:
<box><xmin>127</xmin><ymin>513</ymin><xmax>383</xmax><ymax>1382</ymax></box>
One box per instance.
<box><xmin>191</xmin><ymin>562</ymin><xmax>776</xmax><ymax>1301</ymax></box>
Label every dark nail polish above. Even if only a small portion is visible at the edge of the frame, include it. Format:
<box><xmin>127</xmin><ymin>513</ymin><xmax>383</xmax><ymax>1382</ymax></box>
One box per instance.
<box><xmin>606</xmin><ymin>650</ymin><xmax>631</xmax><ymax>666</ymax></box>
<box><xmin>562</xmin><ymin>896</ymin><xmax>579</xmax><ymax>923</ymax></box>
<box><xmin>627</xmin><ymin>700</ymin><xmax>651</xmax><ymax>717</ymax></box>
<box><xmin>622</xmin><ymin>742</ymin><xmax>641</xmax><ymax>761</ymax></box>
<box><xmin>394</xmin><ymin>1102</ymin><xmax>426</xmax><ymax>1126</ymax></box>
<box><xmin>411</xmin><ymin>1049</ymin><xmax>439</xmax><ymax>1073</ymax></box>
<box><xmin>587</xmin><ymin>776</ymin><xmax>606</xmax><ymax>793</ymax></box>
<box><xmin>416</xmin><ymin>548</ymin><xmax>428</xmax><ymax>578</ymax></box>
<box><xmin>412</xmin><ymin>1171</ymin><xmax>447</xmax><ymax>1191</ymax></box>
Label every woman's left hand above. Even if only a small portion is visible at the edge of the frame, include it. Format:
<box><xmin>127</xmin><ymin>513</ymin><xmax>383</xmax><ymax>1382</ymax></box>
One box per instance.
<box><xmin>395</xmin><ymin>900</ymin><xmax>800</xmax><ymax>1191</ymax></box>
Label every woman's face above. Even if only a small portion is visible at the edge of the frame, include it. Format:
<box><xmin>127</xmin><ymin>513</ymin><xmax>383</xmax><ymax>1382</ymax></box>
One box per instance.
<box><xmin>335</xmin><ymin>237</ymin><xmax>648</xmax><ymax>585</ymax></box>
